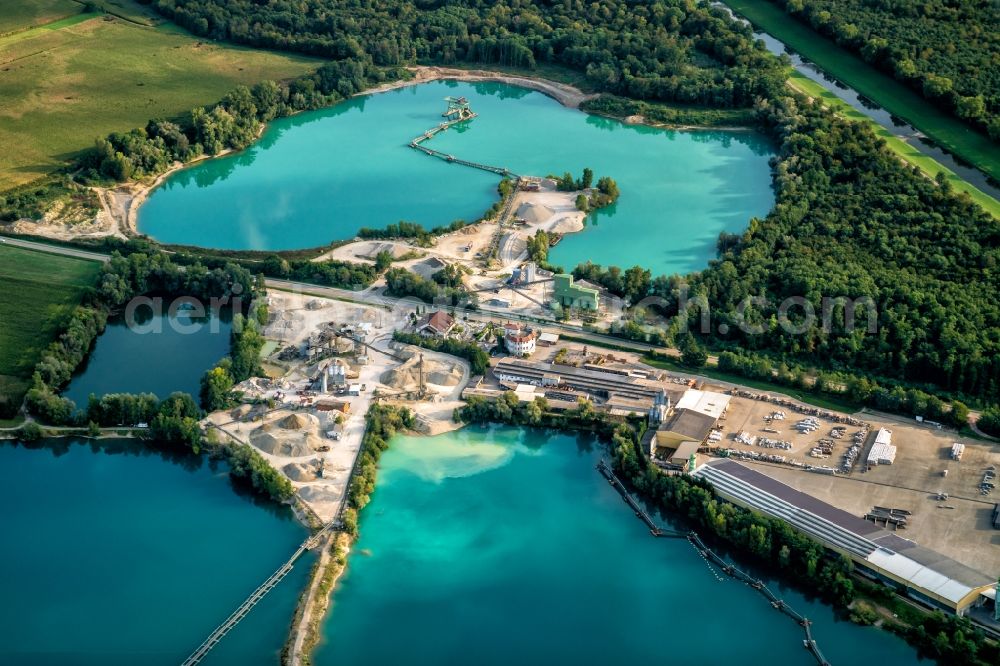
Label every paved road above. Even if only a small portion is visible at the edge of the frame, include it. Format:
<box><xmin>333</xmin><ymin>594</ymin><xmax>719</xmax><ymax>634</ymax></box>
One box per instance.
<box><xmin>263</xmin><ymin>278</ymin><xmax>679</xmax><ymax>356</ymax></box>
<box><xmin>0</xmin><ymin>236</ymin><xmax>661</xmax><ymax>353</ymax></box>
<box><xmin>0</xmin><ymin>235</ymin><xmax>109</xmax><ymax>263</ymax></box>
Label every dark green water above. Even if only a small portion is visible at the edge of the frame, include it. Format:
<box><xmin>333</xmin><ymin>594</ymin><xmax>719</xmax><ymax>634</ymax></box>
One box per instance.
<box><xmin>63</xmin><ymin>305</ymin><xmax>232</xmax><ymax>406</ymax></box>
<box><xmin>0</xmin><ymin>438</ymin><xmax>310</xmax><ymax>665</ymax></box>
<box><xmin>315</xmin><ymin>426</ymin><xmax>919</xmax><ymax>665</ymax></box>
<box><xmin>139</xmin><ymin>81</ymin><xmax>775</xmax><ymax>275</ymax></box>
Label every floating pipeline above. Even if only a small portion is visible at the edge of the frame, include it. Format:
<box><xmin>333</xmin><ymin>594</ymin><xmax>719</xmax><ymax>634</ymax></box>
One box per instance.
<box><xmin>596</xmin><ymin>459</ymin><xmax>831</xmax><ymax>666</ymax></box>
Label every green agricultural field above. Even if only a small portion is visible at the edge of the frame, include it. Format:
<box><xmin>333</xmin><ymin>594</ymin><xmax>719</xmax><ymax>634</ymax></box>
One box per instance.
<box><xmin>0</xmin><ymin>0</ymin><xmax>80</xmax><ymax>35</ymax></box>
<box><xmin>0</xmin><ymin>3</ymin><xmax>321</xmax><ymax>189</ymax></box>
<box><xmin>0</xmin><ymin>244</ymin><xmax>102</xmax><ymax>413</ymax></box>
<box><xmin>723</xmin><ymin>0</ymin><xmax>1000</xmax><ymax>189</ymax></box>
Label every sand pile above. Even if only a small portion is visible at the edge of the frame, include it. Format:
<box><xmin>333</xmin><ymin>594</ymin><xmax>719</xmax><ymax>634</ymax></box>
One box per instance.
<box><xmin>249</xmin><ymin>413</ymin><xmax>325</xmax><ymax>457</ymax></box>
<box><xmin>277</xmin><ymin>413</ymin><xmax>309</xmax><ymax>430</ymax></box>
<box><xmin>380</xmin><ymin>354</ymin><xmax>464</xmax><ymax>389</ymax></box>
<box><xmin>299</xmin><ymin>485</ymin><xmax>340</xmax><ymax>504</ymax></box>
<box><xmin>549</xmin><ymin>214</ymin><xmax>584</xmax><ymax>234</ymax></box>
<box><xmin>518</xmin><ymin>202</ymin><xmax>554</xmax><ymax>224</ymax></box>
<box><xmin>361</xmin><ymin>242</ymin><xmax>409</xmax><ymax>260</ymax></box>
<box><xmin>283</xmin><ymin>461</ymin><xmax>320</xmax><ymax>482</ymax></box>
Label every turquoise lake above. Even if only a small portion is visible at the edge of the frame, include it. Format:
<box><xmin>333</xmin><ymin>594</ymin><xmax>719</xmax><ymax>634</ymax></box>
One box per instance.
<box><xmin>62</xmin><ymin>305</ymin><xmax>232</xmax><ymax>406</ymax></box>
<box><xmin>0</xmin><ymin>438</ymin><xmax>310</xmax><ymax>665</ymax></box>
<box><xmin>315</xmin><ymin>426</ymin><xmax>920</xmax><ymax>665</ymax></box>
<box><xmin>138</xmin><ymin>81</ymin><xmax>775</xmax><ymax>275</ymax></box>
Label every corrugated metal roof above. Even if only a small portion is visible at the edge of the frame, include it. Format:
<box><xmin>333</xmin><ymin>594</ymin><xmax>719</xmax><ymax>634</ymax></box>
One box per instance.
<box><xmin>693</xmin><ymin>459</ymin><xmax>994</xmax><ymax>605</ymax></box>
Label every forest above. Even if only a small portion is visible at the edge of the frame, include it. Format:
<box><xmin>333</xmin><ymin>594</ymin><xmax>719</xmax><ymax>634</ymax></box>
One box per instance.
<box><xmin>147</xmin><ymin>0</ymin><xmax>787</xmax><ymax>108</ymax></box>
<box><xmin>759</xmin><ymin>0</ymin><xmax>1000</xmax><ymax>140</ymax></box>
<box><xmin>569</xmin><ymin>93</ymin><xmax>1000</xmax><ymax>403</ymax></box>
<box><xmin>341</xmin><ymin>404</ymin><xmax>414</xmax><ymax>535</ymax></box>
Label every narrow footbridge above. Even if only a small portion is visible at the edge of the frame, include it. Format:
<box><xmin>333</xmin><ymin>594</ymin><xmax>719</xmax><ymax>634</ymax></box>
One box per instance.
<box><xmin>180</xmin><ymin>527</ymin><xmax>333</xmax><ymax>666</ymax></box>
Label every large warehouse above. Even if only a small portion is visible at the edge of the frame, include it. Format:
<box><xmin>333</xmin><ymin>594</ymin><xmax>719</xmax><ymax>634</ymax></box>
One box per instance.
<box><xmin>693</xmin><ymin>459</ymin><xmax>996</xmax><ymax>616</ymax></box>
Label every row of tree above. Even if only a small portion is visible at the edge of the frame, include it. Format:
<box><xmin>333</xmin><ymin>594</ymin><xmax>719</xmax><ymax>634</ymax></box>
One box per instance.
<box><xmin>714</xmin><ymin>350</ymin><xmax>971</xmax><ymax>427</ymax></box>
<box><xmin>200</xmin><ymin>302</ymin><xmax>268</xmax><ymax>411</ymax></box>
<box><xmin>341</xmin><ymin>405</ymin><xmax>414</xmax><ymax>535</ymax></box>
<box><xmin>764</xmin><ymin>0</ymin><xmax>1000</xmax><ymax>140</ymax></box>
<box><xmin>357</xmin><ymin>219</ymin><xmax>470</xmax><ymax>242</ymax></box>
<box><xmin>149</xmin><ymin>0</ymin><xmax>787</xmax><ymax>109</ymax></box>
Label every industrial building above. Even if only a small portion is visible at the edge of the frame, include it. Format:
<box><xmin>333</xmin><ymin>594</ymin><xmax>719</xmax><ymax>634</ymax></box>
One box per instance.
<box><xmin>694</xmin><ymin>459</ymin><xmax>996</xmax><ymax>616</ymax></box>
<box><xmin>493</xmin><ymin>358</ymin><xmax>675</xmax><ymax>408</ymax></box>
<box><xmin>649</xmin><ymin>389</ymin><xmax>730</xmax><ymax>457</ymax></box>
<box><xmin>552</xmin><ymin>273</ymin><xmax>599</xmax><ymax>310</ymax></box>
<box><xmin>653</xmin><ymin>410</ymin><xmax>719</xmax><ymax>452</ymax></box>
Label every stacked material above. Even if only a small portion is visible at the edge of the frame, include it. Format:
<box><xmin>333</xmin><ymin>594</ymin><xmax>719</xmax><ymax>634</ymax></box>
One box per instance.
<box><xmin>867</xmin><ymin>428</ymin><xmax>896</xmax><ymax>465</ymax></box>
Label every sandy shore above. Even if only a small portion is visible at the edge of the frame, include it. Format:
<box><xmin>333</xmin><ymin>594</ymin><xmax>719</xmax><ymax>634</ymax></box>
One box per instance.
<box><xmin>365</xmin><ymin>65</ymin><xmax>598</xmax><ymax>109</ymax></box>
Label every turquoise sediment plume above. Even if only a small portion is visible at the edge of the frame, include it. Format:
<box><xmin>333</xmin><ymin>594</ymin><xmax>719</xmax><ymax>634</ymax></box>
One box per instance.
<box><xmin>315</xmin><ymin>425</ymin><xmax>918</xmax><ymax>665</ymax></box>
<box><xmin>138</xmin><ymin>81</ymin><xmax>775</xmax><ymax>276</ymax></box>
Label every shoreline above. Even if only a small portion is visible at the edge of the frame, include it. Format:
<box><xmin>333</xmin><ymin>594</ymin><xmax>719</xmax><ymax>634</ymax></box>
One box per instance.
<box><xmin>104</xmin><ymin>67</ymin><xmax>594</xmax><ymax>240</ymax></box>
<box><xmin>19</xmin><ymin>67</ymin><xmax>753</xmax><ymax>243</ymax></box>
<box><xmin>283</xmin><ymin>531</ymin><xmax>350</xmax><ymax>666</ymax></box>
<box><xmin>363</xmin><ymin>65</ymin><xmax>599</xmax><ymax>109</ymax></box>
<box><xmin>98</xmin><ymin>123</ymin><xmax>269</xmax><ymax>238</ymax></box>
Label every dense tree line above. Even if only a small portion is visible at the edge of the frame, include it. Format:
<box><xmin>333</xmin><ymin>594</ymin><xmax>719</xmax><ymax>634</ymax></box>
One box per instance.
<box><xmin>582</xmin><ymin>93</ymin><xmax>756</xmax><ymax>127</ymax></box>
<box><xmin>147</xmin><ymin>0</ymin><xmax>786</xmax><ymax>109</ymax></box>
<box><xmin>200</xmin><ymin>301</ymin><xmax>268</xmax><ymax>411</ymax></box>
<box><xmin>714</xmin><ymin>350</ymin><xmax>970</xmax><ymax>426</ymax></box>
<box><xmin>224</xmin><ymin>439</ymin><xmax>295</xmax><ymax>502</ymax></box>
<box><xmin>573</xmin><ymin>261</ymin><xmax>652</xmax><ymax>305</ymax></box>
<box><xmin>261</xmin><ymin>254</ymin><xmax>380</xmax><ymax>289</ymax></box>
<box><xmin>76</xmin><ymin>59</ymin><xmax>403</xmax><ymax>184</ymax></box>
<box><xmin>384</xmin><ymin>267</ymin><xmax>471</xmax><ymax>306</ymax></box>
<box><xmin>763</xmin><ymin>0</ymin><xmax>1000</xmax><ymax>139</ymax></box>
<box><xmin>341</xmin><ymin>405</ymin><xmax>414</xmax><ymax>535</ymax></box>
<box><xmin>357</xmin><ymin>219</ymin><xmax>470</xmax><ymax>242</ymax></box>
<box><xmin>393</xmin><ymin>330</ymin><xmax>490</xmax><ymax>375</ymax></box>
